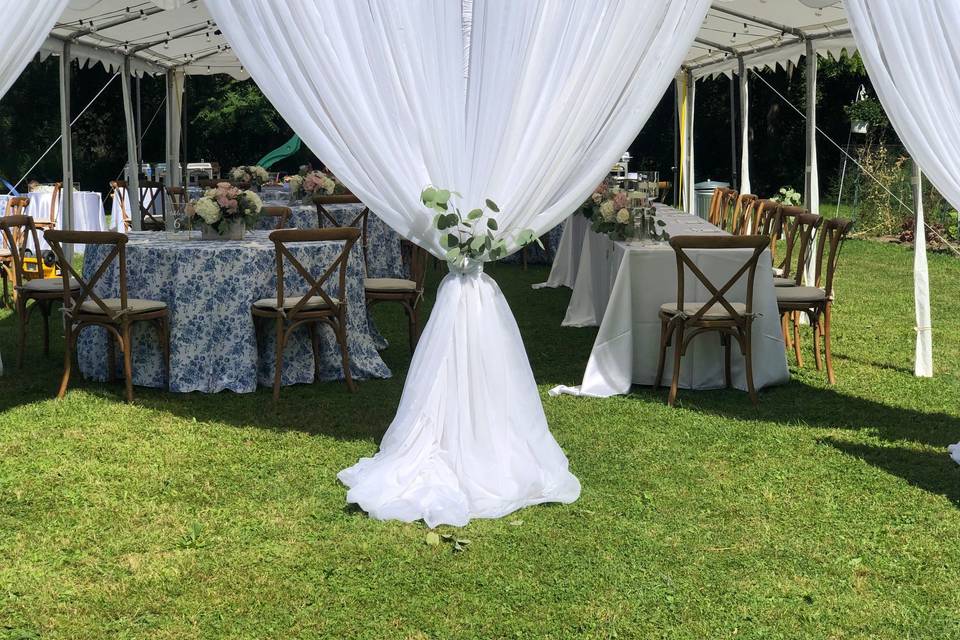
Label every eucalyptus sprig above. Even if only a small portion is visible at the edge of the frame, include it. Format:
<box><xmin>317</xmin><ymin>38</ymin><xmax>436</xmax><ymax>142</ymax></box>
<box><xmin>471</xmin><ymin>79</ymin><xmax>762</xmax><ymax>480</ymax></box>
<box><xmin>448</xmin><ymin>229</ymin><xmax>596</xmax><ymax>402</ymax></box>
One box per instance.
<box><xmin>422</xmin><ymin>187</ymin><xmax>542</xmax><ymax>263</ymax></box>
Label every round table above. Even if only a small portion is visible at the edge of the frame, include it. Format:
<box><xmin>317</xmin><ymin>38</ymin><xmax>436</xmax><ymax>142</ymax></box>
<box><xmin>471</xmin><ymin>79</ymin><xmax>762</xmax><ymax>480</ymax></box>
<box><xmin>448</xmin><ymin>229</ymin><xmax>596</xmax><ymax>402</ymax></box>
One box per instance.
<box><xmin>0</xmin><ymin>191</ymin><xmax>106</xmax><ymax>250</ymax></box>
<box><xmin>76</xmin><ymin>230</ymin><xmax>391</xmax><ymax>394</ymax></box>
<box><xmin>256</xmin><ymin>199</ymin><xmax>319</xmax><ymax>230</ymax></box>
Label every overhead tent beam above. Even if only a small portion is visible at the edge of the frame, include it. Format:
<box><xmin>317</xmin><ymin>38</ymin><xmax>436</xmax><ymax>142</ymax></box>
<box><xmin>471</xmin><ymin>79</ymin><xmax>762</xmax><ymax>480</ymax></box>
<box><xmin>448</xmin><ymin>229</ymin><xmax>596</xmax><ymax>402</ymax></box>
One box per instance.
<box><xmin>694</xmin><ymin>37</ymin><xmax>737</xmax><ymax>55</ymax></box>
<box><xmin>709</xmin><ymin>5</ymin><xmax>808</xmax><ymax>39</ymax></box>
<box><xmin>127</xmin><ymin>22</ymin><xmax>213</xmax><ymax>54</ymax></box>
<box><xmin>42</xmin><ymin>35</ymin><xmax>168</xmax><ymax>76</ymax></box>
<box><xmin>686</xmin><ymin>30</ymin><xmax>854</xmax><ymax>75</ymax></box>
<box><xmin>63</xmin><ymin>5</ymin><xmax>166</xmax><ymax>41</ymax></box>
<box><xmin>121</xmin><ymin>57</ymin><xmax>142</xmax><ymax>232</ymax></box>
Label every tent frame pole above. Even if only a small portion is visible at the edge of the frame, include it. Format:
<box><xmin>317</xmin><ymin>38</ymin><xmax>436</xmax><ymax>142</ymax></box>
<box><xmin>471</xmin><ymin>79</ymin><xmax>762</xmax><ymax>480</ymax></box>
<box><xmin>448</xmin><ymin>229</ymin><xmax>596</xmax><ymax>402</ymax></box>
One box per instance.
<box><xmin>59</xmin><ymin>41</ymin><xmax>74</xmax><ymax>264</ymax></box>
<box><xmin>738</xmin><ymin>58</ymin><xmax>750</xmax><ymax>196</ymax></box>
<box><xmin>912</xmin><ymin>162</ymin><xmax>933</xmax><ymax>377</ymax></box>
<box><xmin>803</xmin><ymin>39</ymin><xmax>819</xmax><ymax>287</ymax></box>
<box><xmin>121</xmin><ymin>57</ymin><xmax>142</xmax><ymax>232</ymax></box>
<box><xmin>729</xmin><ymin>72</ymin><xmax>737</xmax><ymax>190</ymax></box>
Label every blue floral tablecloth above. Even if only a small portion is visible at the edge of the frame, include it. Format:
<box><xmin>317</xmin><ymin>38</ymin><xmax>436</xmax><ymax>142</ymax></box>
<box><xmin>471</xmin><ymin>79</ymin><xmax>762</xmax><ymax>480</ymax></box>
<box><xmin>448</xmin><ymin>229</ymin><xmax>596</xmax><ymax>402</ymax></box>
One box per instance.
<box><xmin>313</xmin><ymin>203</ymin><xmax>405</xmax><ymax>279</ymax></box>
<box><xmin>254</xmin><ymin>205</ymin><xmax>319</xmax><ymax>231</ymax></box>
<box><xmin>76</xmin><ymin>230</ymin><xmax>391</xmax><ymax>394</ymax></box>
<box><xmin>502</xmin><ymin>223</ymin><xmax>564</xmax><ymax>265</ymax></box>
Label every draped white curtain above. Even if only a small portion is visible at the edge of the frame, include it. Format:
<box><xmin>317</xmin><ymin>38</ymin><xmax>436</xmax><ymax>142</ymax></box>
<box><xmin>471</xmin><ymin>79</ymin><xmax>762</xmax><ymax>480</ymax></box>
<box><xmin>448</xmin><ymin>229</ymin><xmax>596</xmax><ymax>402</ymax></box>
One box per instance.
<box><xmin>0</xmin><ymin>0</ymin><xmax>69</xmax><ymax>99</ymax></box>
<box><xmin>208</xmin><ymin>0</ymin><xmax>709</xmax><ymax>526</ymax></box>
<box><xmin>845</xmin><ymin>0</ymin><xmax>958</xmax><ymax>380</ymax></box>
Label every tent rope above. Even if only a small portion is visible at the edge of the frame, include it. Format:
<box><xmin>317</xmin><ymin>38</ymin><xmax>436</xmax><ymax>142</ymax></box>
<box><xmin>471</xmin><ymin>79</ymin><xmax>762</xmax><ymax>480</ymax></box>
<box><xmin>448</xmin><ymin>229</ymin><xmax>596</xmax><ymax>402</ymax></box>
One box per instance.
<box><xmin>12</xmin><ymin>72</ymin><xmax>121</xmax><ymax>193</ymax></box>
<box><xmin>751</xmin><ymin>69</ymin><xmax>960</xmax><ymax>258</ymax></box>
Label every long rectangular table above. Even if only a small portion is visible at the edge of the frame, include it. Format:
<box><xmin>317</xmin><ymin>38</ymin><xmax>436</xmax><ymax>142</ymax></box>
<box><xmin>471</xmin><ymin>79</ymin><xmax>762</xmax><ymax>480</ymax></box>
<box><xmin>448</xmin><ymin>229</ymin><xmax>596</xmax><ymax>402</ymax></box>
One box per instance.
<box><xmin>551</xmin><ymin>206</ymin><xmax>789</xmax><ymax>397</ymax></box>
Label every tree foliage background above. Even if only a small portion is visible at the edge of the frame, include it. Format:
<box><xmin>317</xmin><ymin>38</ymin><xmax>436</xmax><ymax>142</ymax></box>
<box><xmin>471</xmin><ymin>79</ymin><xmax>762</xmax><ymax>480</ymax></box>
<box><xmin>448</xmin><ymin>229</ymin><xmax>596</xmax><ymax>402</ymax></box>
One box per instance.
<box><xmin>0</xmin><ymin>52</ymin><xmax>897</xmax><ymax>215</ymax></box>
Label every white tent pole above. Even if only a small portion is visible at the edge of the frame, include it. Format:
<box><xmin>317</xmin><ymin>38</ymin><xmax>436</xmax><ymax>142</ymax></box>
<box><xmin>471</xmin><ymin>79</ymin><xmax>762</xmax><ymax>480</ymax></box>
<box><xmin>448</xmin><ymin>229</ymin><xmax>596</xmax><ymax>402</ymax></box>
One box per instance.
<box><xmin>912</xmin><ymin>161</ymin><xmax>933</xmax><ymax>377</ymax></box>
<box><xmin>803</xmin><ymin>39</ymin><xmax>819</xmax><ymax>287</ymax></box>
<box><xmin>684</xmin><ymin>71</ymin><xmax>695</xmax><ymax>214</ymax></box>
<box><xmin>59</xmin><ymin>41</ymin><xmax>74</xmax><ymax>264</ymax></box>
<box><xmin>121</xmin><ymin>57</ymin><xmax>142</xmax><ymax>232</ymax></box>
<box><xmin>738</xmin><ymin>57</ymin><xmax>751</xmax><ymax>196</ymax></box>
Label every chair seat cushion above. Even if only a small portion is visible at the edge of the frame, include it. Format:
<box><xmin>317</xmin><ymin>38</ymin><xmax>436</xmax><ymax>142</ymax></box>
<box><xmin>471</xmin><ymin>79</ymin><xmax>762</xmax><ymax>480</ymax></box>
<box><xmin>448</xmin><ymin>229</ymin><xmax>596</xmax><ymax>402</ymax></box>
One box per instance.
<box><xmin>776</xmin><ymin>286</ymin><xmax>826</xmax><ymax>304</ymax></box>
<box><xmin>78</xmin><ymin>298</ymin><xmax>167</xmax><ymax>314</ymax></box>
<box><xmin>253</xmin><ymin>295</ymin><xmax>338</xmax><ymax>311</ymax></box>
<box><xmin>365</xmin><ymin>277</ymin><xmax>417</xmax><ymax>292</ymax></box>
<box><xmin>660</xmin><ymin>301</ymin><xmax>747</xmax><ymax>319</ymax></box>
<box><xmin>22</xmin><ymin>278</ymin><xmax>80</xmax><ymax>292</ymax></box>
<box><xmin>773</xmin><ymin>277</ymin><xmax>798</xmax><ymax>287</ymax></box>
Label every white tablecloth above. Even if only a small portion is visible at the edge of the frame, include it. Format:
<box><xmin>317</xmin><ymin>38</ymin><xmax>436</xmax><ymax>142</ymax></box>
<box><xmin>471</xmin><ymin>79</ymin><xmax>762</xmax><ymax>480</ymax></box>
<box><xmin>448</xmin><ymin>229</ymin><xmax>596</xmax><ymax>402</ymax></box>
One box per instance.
<box><xmin>552</xmin><ymin>207</ymin><xmax>789</xmax><ymax>396</ymax></box>
<box><xmin>532</xmin><ymin>213</ymin><xmax>589</xmax><ymax>290</ymax></box>
<box><xmin>0</xmin><ymin>191</ymin><xmax>106</xmax><ymax>250</ymax></box>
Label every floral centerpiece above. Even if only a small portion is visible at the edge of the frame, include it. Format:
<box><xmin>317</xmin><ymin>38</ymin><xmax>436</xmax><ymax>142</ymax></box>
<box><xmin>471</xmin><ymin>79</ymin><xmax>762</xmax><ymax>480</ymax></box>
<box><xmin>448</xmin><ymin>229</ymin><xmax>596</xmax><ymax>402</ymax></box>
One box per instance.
<box><xmin>586</xmin><ymin>188</ymin><xmax>669</xmax><ymax>242</ymax></box>
<box><xmin>229</xmin><ymin>165</ymin><xmax>270</xmax><ymax>188</ymax></box>
<box><xmin>186</xmin><ymin>182</ymin><xmax>263</xmax><ymax>240</ymax></box>
<box><xmin>422</xmin><ymin>186</ymin><xmax>541</xmax><ymax>271</ymax></box>
<box><xmin>286</xmin><ymin>165</ymin><xmax>341</xmax><ymax>203</ymax></box>
<box><xmin>577</xmin><ymin>180</ymin><xmax>613</xmax><ymax>220</ymax></box>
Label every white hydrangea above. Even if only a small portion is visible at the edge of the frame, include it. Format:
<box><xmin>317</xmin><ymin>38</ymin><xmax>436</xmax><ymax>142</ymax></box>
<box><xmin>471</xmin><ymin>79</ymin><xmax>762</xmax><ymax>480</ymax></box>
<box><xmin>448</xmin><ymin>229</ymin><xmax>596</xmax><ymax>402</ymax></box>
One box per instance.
<box><xmin>194</xmin><ymin>197</ymin><xmax>222</xmax><ymax>224</ymax></box>
<box><xmin>616</xmin><ymin>207</ymin><xmax>631</xmax><ymax>224</ymax></box>
<box><xmin>253</xmin><ymin>166</ymin><xmax>270</xmax><ymax>183</ymax></box>
<box><xmin>244</xmin><ymin>189</ymin><xmax>263</xmax><ymax>214</ymax></box>
<box><xmin>600</xmin><ymin>201</ymin><xmax>615</xmax><ymax>222</ymax></box>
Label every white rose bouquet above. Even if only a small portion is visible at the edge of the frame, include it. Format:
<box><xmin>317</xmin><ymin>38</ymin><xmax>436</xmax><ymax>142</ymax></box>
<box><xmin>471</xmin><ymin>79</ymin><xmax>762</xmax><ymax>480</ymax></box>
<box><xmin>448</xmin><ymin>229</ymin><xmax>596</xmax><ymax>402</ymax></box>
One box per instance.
<box><xmin>186</xmin><ymin>181</ymin><xmax>262</xmax><ymax>235</ymax></box>
<box><xmin>590</xmin><ymin>189</ymin><xmax>638</xmax><ymax>241</ymax></box>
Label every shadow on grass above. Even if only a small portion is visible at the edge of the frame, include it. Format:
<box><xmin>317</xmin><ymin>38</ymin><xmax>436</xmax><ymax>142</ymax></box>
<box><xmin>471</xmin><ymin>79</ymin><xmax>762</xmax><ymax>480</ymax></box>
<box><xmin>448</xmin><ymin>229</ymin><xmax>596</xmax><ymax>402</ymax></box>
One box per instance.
<box><xmin>822</xmin><ymin>438</ymin><xmax>960</xmax><ymax>506</ymax></box>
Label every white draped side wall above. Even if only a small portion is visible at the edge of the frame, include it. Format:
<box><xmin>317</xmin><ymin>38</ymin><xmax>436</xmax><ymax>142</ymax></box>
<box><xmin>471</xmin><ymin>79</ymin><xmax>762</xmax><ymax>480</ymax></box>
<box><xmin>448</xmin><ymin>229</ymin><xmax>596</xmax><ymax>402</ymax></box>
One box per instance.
<box><xmin>207</xmin><ymin>0</ymin><xmax>710</xmax><ymax>526</ymax></box>
<box><xmin>845</xmin><ymin>0</ymin><xmax>960</xmax><ymax>381</ymax></box>
<box><xmin>0</xmin><ymin>1</ymin><xmax>68</xmax><ymax>99</ymax></box>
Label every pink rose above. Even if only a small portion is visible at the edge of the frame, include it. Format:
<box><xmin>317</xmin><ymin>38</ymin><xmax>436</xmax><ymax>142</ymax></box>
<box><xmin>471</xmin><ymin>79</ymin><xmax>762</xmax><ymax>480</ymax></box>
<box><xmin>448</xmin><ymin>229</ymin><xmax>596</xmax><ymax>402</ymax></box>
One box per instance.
<box><xmin>612</xmin><ymin>191</ymin><xmax>628</xmax><ymax>210</ymax></box>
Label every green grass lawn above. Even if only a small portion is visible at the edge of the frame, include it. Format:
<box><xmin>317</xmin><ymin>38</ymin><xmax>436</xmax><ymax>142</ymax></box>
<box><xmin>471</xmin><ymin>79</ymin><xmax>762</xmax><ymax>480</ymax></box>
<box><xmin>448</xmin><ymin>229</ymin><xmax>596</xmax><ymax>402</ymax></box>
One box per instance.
<box><xmin>1</xmin><ymin>238</ymin><xmax>959</xmax><ymax>638</ymax></box>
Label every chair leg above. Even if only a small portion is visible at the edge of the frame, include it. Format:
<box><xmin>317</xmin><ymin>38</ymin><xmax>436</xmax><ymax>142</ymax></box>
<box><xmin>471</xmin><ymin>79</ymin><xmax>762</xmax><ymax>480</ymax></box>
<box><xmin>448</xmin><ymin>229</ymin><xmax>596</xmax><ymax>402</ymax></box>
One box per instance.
<box><xmin>824</xmin><ymin>303</ymin><xmax>836</xmax><ymax>385</ymax></box>
<box><xmin>272</xmin><ymin>318</ymin><xmax>285</xmax><ymax>402</ymax></box>
<box><xmin>337</xmin><ymin>316</ymin><xmax>357</xmax><ymax>393</ymax></box>
<box><xmin>812</xmin><ymin>311</ymin><xmax>823</xmax><ymax>372</ymax></box>
<box><xmin>121</xmin><ymin>322</ymin><xmax>134</xmax><ymax>403</ymax></box>
<box><xmin>402</xmin><ymin>301</ymin><xmax>418</xmax><ymax>353</ymax></box>
<box><xmin>668</xmin><ymin>325</ymin><xmax>685</xmax><ymax>407</ymax></box>
<box><xmin>743</xmin><ymin>327</ymin><xmax>759</xmax><ymax>406</ymax></box>
<box><xmin>57</xmin><ymin>324</ymin><xmax>73</xmax><ymax>399</ymax></box>
<box><xmin>653</xmin><ymin>318</ymin><xmax>670</xmax><ymax>391</ymax></box>
<box><xmin>792</xmin><ymin>311</ymin><xmax>804</xmax><ymax>368</ymax></box>
<box><xmin>781</xmin><ymin>312</ymin><xmax>792</xmax><ymax>351</ymax></box>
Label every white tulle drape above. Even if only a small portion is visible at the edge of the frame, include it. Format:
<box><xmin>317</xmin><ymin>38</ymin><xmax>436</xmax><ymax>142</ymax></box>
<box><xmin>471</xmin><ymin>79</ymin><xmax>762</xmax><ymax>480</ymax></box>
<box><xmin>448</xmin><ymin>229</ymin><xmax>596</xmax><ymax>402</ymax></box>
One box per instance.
<box><xmin>208</xmin><ymin>0</ymin><xmax>708</xmax><ymax>526</ymax></box>
<box><xmin>0</xmin><ymin>0</ymin><xmax>68</xmax><ymax>99</ymax></box>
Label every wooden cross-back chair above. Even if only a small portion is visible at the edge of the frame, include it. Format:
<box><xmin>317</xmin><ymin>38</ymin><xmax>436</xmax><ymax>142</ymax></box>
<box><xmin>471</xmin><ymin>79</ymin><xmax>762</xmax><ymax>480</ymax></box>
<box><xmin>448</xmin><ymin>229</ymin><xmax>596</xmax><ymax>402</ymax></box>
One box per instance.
<box><xmin>0</xmin><ymin>215</ymin><xmax>79</xmax><ymax>369</ymax></box>
<box><xmin>139</xmin><ymin>180</ymin><xmax>167</xmax><ymax>230</ymax></box>
<box><xmin>166</xmin><ymin>186</ymin><xmax>187</xmax><ymax>220</ymax></box>
<box><xmin>366</xmin><ymin>239</ymin><xmax>430</xmax><ymax>353</ymax></box>
<box><xmin>260</xmin><ymin>205</ymin><xmax>291</xmax><ymax>230</ymax></box>
<box><xmin>776</xmin><ymin>218</ymin><xmax>853</xmax><ymax>383</ymax></box>
<box><xmin>44</xmin><ymin>230</ymin><xmax>170</xmax><ymax>402</ymax></box>
<box><xmin>753</xmin><ymin>200</ymin><xmax>782</xmax><ymax>253</ymax></box>
<box><xmin>1</xmin><ymin>197</ymin><xmax>32</xmax><ymax>307</ymax></box>
<box><xmin>253</xmin><ymin>227</ymin><xmax>361</xmax><ymax>401</ymax></box>
<box><xmin>32</xmin><ymin>182</ymin><xmax>62</xmax><ymax>232</ymax></box>
<box><xmin>731</xmin><ymin>193</ymin><xmax>759</xmax><ymax>235</ymax></box>
<box><xmin>313</xmin><ymin>194</ymin><xmax>371</xmax><ymax>268</ymax></box>
<box><xmin>708</xmin><ymin>187</ymin><xmax>738</xmax><ymax>228</ymax></box>
<box><xmin>654</xmin><ymin>234</ymin><xmax>770</xmax><ymax>407</ymax></box>
<box><xmin>772</xmin><ymin>206</ymin><xmax>821</xmax><ymax>282</ymax></box>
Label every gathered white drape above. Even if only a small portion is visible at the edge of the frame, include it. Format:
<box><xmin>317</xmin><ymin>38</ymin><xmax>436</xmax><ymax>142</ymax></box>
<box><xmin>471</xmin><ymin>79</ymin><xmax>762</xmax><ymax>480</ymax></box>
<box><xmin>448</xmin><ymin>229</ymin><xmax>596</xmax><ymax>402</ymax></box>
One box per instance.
<box><xmin>208</xmin><ymin>0</ymin><xmax>709</xmax><ymax>526</ymax></box>
<box><xmin>845</xmin><ymin>0</ymin><xmax>955</xmax><ymax>453</ymax></box>
<box><xmin>0</xmin><ymin>1</ymin><xmax>68</xmax><ymax>99</ymax></box>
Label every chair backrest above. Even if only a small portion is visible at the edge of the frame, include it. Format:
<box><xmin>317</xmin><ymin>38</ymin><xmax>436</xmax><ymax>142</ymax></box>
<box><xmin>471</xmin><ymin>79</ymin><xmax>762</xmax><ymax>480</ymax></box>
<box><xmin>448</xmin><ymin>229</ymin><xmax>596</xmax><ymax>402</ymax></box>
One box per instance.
<box><xmin>732</xmin><ymin>193</ymin><xmax>758</xmax><ymax>235</ymax></box>
<box><xmin>268</xmin><ymin>227</ymin><xmax>362</xmax><ymax>317</ymax></box>
<box><xmin>4</xmin><ymin>196</ymin><xmax>30</xmax><ymax>217</ymax></box>
<box><xmin>110</xmin><ymin>180</ymin><xmax>131</xmax><ymax>231</ymax></box>
<box><xmin>753</xmin><ymin>199</ymin><xmax>782</xmax><ymax>257</ymax></box>
<box><xmin>780</xmin><ymin>208</ymin><xmax>822</xmax><ymax>283</ymax></box>
<box><xmin>0</xmin><ymin>215</ymin><xmax>45</xmax><ymax>286</ymax></box>
<box><xmin>669</xmin><ymin>234</ymin><xmax>770</xmax><ymax>322</ymax></box>
<box><xmin>708</xmin><ymin>187</ymin><xmax>739</xmax><ymax>229</ymax></box>
<box><xmin>49</xmin><ymin>182</ymin><xmax>62</xmax><ymax>226</ymax></box>
<box><xmin>313</xmin><ymin>194</ymin><xmax>370</xmax><ymax>267</ymax></box>
<box><xmin>45</xmin><ymin>230</ymin><xmax>130</xmax><ymax>320</ymax></box>
<box><xmin>812</xmin><ymin>217</ymin><xmax>853</xmax><ymax>297</ymax></box>
<box><xmin>402</xmin><ymin>240</ymin><xmax>430</xmax><ymax>291</ymax></box>
<box><xmin>139</xmin><ymin>180</ymin><xmax>167</xmax><ymax>225</ymax></box>
<box><xmin>261</xmin><ymin>205</ymin><xmax>291</xmax><ymax>230</ymax></box>
<box><xmin>166</xmin><ymin>186</ymin><xmax>187</xmax><ymax>216</ymax></box>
